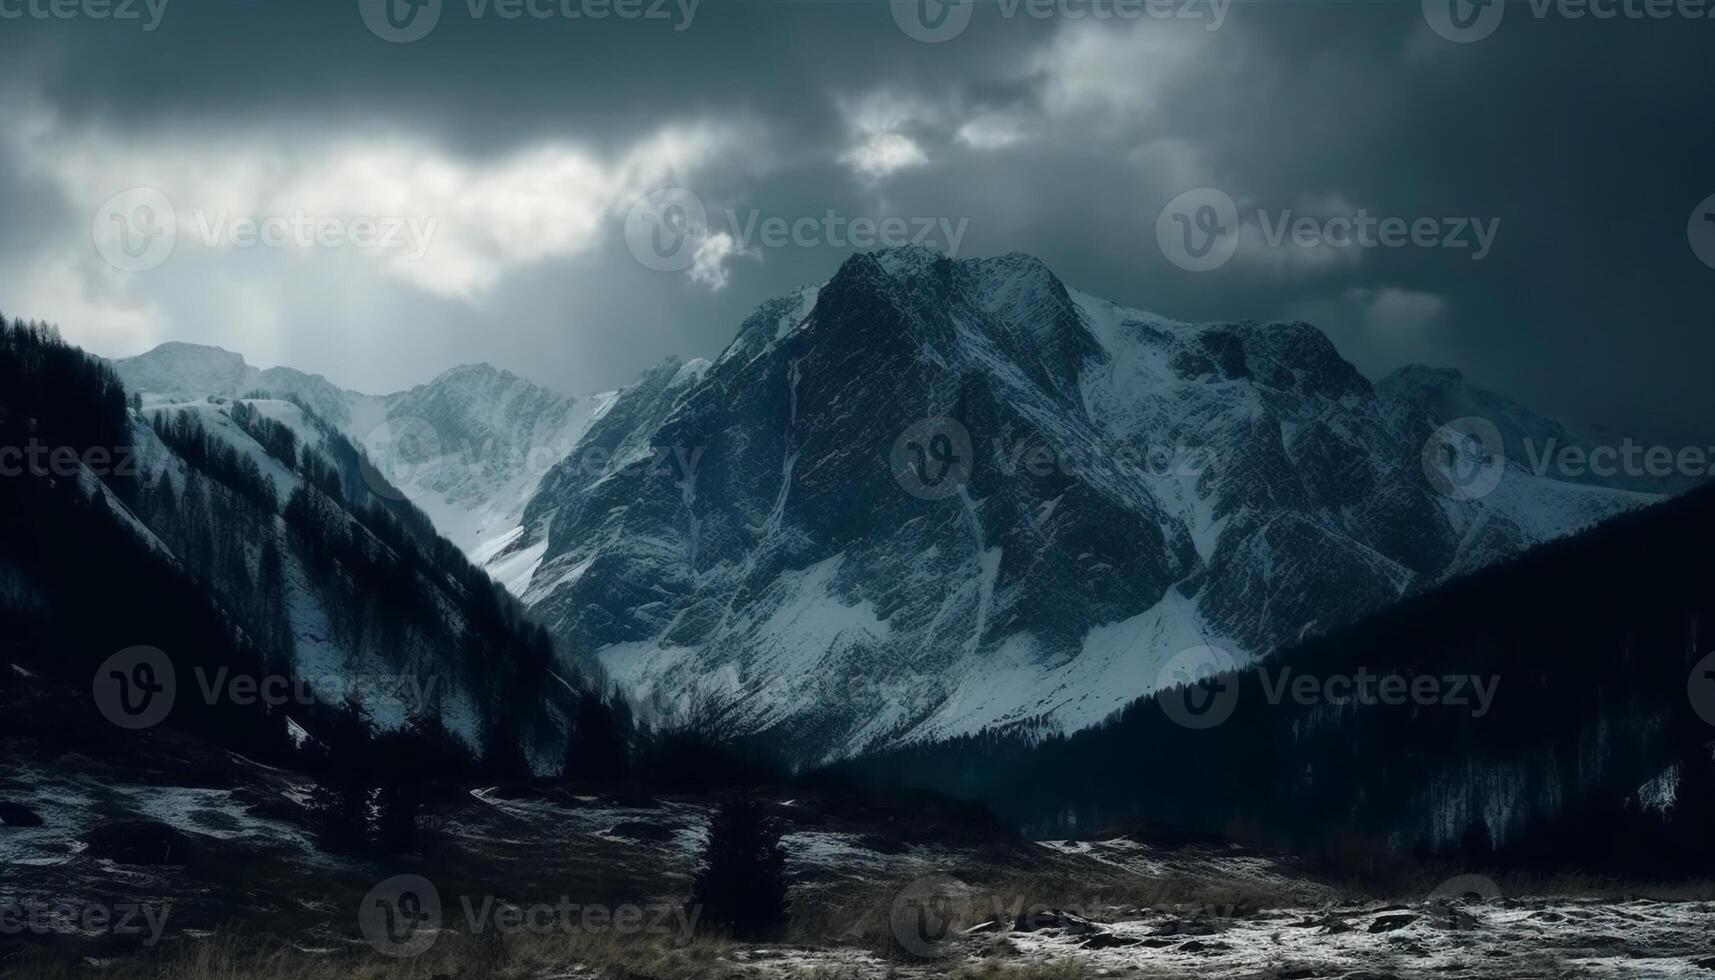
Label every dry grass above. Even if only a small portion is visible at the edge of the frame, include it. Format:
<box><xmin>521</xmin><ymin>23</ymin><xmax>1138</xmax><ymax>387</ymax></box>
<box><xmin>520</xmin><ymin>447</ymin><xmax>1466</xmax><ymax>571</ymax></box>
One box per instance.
<box><xmin>783</xmin><ymin>860</ymin><xmax>1318</xmax><ymax>963</ymax></box>
<box><xmin>947</xmin><ymin>957</ymin><xmax>1086</xmax><ymax>980</ymax></box>
<box><xmin>3</xmin><ymin>927</ymin><xmax>741</xmax><ymax>980</ymax></box>
<box><xmin>1374</xmin><ymin>870</ymin><xmax>1715</xmax><ymax>904</ymax></box>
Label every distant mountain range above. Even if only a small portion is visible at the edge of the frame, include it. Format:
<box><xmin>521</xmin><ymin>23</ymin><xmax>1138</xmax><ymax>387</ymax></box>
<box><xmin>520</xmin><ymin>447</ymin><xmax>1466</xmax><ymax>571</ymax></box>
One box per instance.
<box><xmin>111</xmin><ymin>342</ymin><xmax>611</xmax><ymax>573</ymax></box>
<box><xmin>110</xmin><ymin>248</ymin><xmax>1664</xmax><ymax>762</ymax></box>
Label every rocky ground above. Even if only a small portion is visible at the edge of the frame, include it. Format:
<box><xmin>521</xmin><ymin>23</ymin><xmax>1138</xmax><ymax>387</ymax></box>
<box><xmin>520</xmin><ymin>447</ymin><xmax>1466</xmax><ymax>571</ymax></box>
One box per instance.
<box><xmin>4</xmin><ymin>670</ymin><xmax>1714</xmax><ymax>978</ymax></box>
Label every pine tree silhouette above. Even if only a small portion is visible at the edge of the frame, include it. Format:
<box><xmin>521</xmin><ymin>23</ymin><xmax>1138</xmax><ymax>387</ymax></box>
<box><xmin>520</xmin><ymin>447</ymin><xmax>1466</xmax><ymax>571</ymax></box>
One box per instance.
<box><xmin>306</xmin><ymin>697</ymin><xmax>376</xmax><ymax>853</ymax></box>
<box><xmin>563</xmin><ymin>690</ymin><xmax>630</xmax><ymax>784</ymax></box>
<box><xmin>689</xmin><ymin>797</ymin><xmax>790</xmax><ymax>939</ymax></box>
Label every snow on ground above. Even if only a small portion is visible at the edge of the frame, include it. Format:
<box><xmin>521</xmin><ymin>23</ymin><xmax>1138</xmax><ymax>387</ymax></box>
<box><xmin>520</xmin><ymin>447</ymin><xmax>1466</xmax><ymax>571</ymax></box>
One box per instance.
<box><xmin>1038</xmin><ymin>837</ymin><xmax>1336</xmax><ymax>906</ymax></box>
<box><xmin>988</xmin><ymin>895</ymin><xmax>1715</xmax><ymax>980</ymax></box>
<box><xmin>7</xmin><ymin>739</ymin><xmax>1712</xmax><ymax>980</ymax></box>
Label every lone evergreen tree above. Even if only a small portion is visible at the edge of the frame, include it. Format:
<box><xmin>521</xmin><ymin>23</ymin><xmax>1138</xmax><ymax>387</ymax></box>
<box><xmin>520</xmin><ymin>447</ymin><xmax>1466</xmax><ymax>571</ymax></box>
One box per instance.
<box><xmin>562</xmin><ymin>690</ymin><xmax>630</xmax><ymax>784</ymax></box>
<box><xmin>688</xmin><ymin>796</ymin><xmax>790</xmax><ymax>939</ymax></box>
<box><xmin>306</xmin><ymin>696</ymin><xmax>376</xmax><ymax>853</ymax></box>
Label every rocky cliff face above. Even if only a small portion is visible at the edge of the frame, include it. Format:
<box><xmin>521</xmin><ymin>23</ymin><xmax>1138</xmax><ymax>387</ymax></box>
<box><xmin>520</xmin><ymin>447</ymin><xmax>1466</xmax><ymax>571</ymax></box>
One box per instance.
<box><xmin>501</xmin><ymin>248</ymin><xmax>1652</xmax><ymax>761</ymax></box>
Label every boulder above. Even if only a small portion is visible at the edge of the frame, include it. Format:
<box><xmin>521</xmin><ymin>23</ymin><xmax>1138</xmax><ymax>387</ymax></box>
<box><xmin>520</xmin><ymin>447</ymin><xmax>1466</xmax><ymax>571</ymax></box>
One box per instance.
<box><xmin>0</xmin><ymin>800</ymin><xmax>43</xmax><ymax>827</ymax></box>
<box><xmin>83</xmin><ymin>820</ymin><xmax>196</xmax><ymax>866</ymax></box>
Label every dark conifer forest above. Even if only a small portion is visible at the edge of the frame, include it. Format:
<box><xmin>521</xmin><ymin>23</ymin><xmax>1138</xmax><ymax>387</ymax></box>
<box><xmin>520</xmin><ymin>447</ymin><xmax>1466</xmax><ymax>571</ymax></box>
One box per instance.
<box><xmin>841</xmin><ymin>481</ymin><xmax>1715</xmax><ymax>878</ymax></box>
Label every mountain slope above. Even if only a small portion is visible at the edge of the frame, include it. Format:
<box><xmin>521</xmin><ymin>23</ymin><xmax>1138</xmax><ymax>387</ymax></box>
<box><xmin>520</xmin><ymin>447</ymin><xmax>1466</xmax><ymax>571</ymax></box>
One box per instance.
<box><xmin>510</xmin><ymin>248</ymin><xmax>1651</xmax><ymax>762</ymax></box>
<box><xmin>1379</xmin><ymin>364</ymin><xmax>1700</xmax><ymax>496</ymax></box>
<box><xmin>841</xmin><ymin>478</ymin><xmax>1715</xmax><ymax>875</ymax></box>
<box><xmin>2</xmin><ymin>319</ymin><xmax>582</xmax><ymax>770</ymax></box>
<box><xmin>97</xmin><ymin>253</ymin><xmax>1661</xmax><ymax>764</ymax></box>
<box><xmin>110</xmin><ymin>346</ymin><xmax>610</xmax><ymax>565</ymax></box>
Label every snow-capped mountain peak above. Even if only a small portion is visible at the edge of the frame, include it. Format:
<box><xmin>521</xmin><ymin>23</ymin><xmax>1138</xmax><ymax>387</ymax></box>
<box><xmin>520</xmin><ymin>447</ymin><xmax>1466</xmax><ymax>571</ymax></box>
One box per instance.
<box><xmin>506</xmin><ymin>248</ymin><xmax>1656</xmax><ymax>761</ymax></box>
<box><xmin>110</xmin><ymin>347</ymin><xmax>612</xmax><ymax>564</ymax></box>
<box><xmin>106</xmin><ymin>250</ymin><xmax>1661</xmax><ymax>762</ymax></box>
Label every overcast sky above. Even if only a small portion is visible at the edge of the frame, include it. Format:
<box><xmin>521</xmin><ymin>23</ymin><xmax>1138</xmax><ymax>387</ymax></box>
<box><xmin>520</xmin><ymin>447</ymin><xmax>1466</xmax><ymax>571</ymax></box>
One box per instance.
<box><xmin>1</xmin><ymin>0</ymin><xmax>1710</xmax><ymax>442</ymax></box>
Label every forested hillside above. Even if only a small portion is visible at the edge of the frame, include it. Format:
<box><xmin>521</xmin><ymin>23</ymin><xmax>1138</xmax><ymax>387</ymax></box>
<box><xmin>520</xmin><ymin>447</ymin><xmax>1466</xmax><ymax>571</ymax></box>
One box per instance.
<box><xmin>841</xmin><ymin>484</ymin><xmax>1715</xmax><ymax>878</ymax></box>
<box><xmin>0</xmin><ymin>316</ymin><xmax>625</xmax><ymax>783</ymax></box>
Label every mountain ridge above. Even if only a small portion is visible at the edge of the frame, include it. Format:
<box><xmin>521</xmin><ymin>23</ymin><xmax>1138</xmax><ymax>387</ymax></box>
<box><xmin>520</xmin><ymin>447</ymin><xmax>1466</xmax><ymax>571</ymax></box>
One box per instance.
<box><xmin>99</xmin><ymin>248</ymin><xmax>1667</xmax><ymax>763</ymax></box>
<box><xmin>111</xmin><ymin>343</ymin><xmax>616</xmax><ymax>560</ymax></box>
<box><xmin>502</xmin><ymin>247</ymin><xmax>1656</xmax><ymax>761</ymax></box>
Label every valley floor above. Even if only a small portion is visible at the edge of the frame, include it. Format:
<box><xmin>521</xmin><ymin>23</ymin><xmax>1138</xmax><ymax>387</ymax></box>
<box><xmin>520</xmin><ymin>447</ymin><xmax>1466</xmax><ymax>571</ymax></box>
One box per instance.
<box><xmin>3</xmin><ymin>676</ymin><xmax>1713</xmax><ymax>979</ymax></box>
<box><xmin>6</xmin><ymin>754</ymin><xmax>1715</xmax><ymax>979</ymax></box>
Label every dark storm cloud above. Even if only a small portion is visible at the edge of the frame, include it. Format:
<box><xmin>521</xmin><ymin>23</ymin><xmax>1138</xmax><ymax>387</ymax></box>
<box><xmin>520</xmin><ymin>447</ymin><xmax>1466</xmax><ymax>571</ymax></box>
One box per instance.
<box><xmin>0</xmin><ymin>0</ymin><xmax>1708</xmax><ymax>446</ymax></box>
